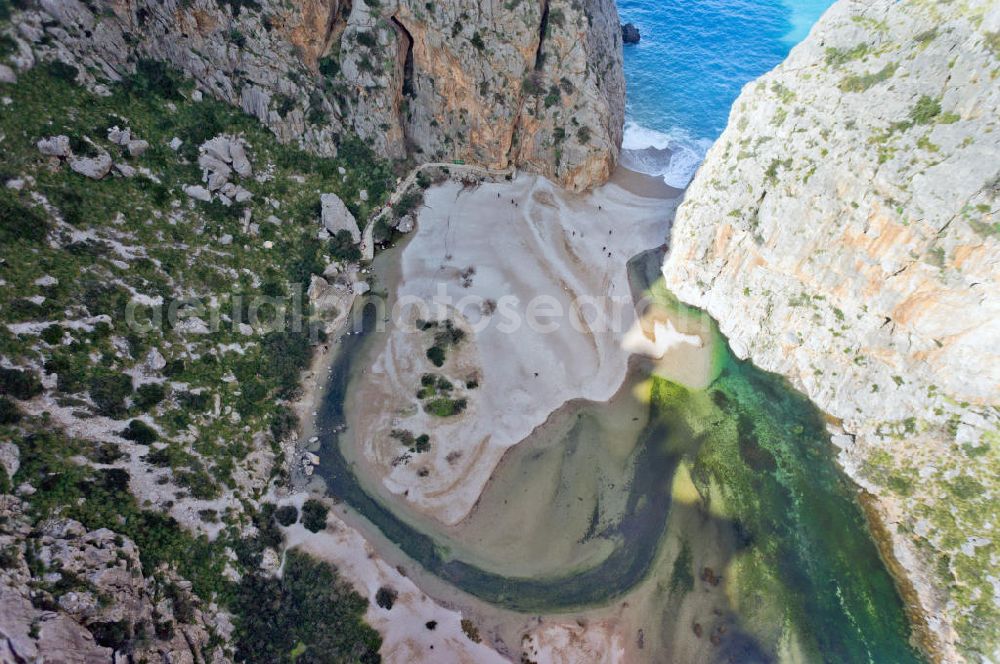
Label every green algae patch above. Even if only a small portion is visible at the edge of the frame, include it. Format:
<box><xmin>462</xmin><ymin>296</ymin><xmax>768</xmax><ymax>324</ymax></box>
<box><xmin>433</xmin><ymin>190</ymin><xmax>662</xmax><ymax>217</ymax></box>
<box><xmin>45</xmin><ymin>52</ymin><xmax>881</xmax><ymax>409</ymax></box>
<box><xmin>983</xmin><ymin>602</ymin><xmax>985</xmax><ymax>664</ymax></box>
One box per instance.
<box><xmin>645</xmin><ymin>352</ymin><xmax>921</xmax><ymax>661</ymax></box>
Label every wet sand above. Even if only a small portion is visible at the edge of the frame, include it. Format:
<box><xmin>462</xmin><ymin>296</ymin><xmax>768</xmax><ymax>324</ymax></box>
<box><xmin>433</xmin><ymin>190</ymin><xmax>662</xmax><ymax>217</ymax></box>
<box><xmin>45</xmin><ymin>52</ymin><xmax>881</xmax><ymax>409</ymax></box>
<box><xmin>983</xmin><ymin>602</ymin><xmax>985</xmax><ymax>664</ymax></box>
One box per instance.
<box><xmin>344</xmin><ymin>171</ymin><xmax>700</xmax><ymax>525</ymax></box>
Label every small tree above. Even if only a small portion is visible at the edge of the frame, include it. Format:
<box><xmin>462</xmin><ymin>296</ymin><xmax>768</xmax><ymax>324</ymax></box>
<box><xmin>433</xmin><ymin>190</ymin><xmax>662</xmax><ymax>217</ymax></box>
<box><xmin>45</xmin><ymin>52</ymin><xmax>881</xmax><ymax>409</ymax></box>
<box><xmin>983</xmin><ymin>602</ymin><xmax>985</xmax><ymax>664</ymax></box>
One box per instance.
<box><xmin>375</xmin><ymin>586</ymin><xmax>398</xmax><ymax>610</ymax></box>
<box><xmin>275</xmin><ymin>505</ymin><xmax>299</xmax><ymax>527</ymax></box>
<box><xmin>301</xmin><ymin>499</ymin><xmax>329</xmax><ymax>533</ymax></box>
<box><xmin>122</xmin><ymin>419</ymin><xmax>158</xmax><ymax>444</ymax></box>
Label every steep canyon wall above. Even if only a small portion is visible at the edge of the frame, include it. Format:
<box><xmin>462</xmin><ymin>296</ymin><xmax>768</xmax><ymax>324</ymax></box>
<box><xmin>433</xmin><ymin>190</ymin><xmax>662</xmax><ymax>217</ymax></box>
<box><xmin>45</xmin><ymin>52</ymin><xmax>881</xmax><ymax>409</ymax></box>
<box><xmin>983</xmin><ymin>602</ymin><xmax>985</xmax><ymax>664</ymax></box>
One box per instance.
<box><xmin>663</xmin><ymin>1</ymin><xmax>1000</xmax><ymax>660</ymax></box>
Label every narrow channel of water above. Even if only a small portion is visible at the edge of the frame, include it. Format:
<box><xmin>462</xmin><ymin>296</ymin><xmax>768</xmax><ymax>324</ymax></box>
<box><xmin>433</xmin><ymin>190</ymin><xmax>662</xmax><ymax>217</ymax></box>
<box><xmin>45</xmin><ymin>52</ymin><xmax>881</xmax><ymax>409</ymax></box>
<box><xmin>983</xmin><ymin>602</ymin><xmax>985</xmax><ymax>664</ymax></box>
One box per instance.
<box><xmin>313</xmin><ymin>242</ymin><xmax>921</xmax><ymax>661</ymax></box>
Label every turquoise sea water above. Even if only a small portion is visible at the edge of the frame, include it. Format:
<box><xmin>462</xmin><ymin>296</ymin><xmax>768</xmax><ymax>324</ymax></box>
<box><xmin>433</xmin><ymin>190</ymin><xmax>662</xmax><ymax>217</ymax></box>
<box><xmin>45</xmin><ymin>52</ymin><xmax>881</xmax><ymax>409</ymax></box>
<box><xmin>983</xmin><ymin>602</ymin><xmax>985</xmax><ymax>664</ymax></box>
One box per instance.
<box><xmin>618</xmin><ymin>0</ymin><xmax>835</xmax><ymax>186</ymax></box>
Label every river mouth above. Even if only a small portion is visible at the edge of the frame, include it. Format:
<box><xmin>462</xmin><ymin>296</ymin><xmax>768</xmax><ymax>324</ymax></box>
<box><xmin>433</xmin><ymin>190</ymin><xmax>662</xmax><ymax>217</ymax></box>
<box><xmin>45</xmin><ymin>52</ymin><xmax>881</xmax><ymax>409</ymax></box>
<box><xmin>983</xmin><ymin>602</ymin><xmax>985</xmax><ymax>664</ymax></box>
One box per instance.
<box><xmin>309</xmin><ymin>177</ymin><xmax>922</xmax><ymax>661</ymax></box>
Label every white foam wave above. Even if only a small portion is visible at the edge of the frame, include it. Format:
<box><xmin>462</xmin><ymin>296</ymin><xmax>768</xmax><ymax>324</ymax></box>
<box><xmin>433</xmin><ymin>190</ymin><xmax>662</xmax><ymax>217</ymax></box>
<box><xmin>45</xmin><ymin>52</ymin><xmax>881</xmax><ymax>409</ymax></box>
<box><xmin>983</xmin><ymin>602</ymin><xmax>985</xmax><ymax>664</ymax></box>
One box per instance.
<box><xmin>620</xmin><ymin>122</ymin><xmax>712</xmax><ymax>189</ymax></box>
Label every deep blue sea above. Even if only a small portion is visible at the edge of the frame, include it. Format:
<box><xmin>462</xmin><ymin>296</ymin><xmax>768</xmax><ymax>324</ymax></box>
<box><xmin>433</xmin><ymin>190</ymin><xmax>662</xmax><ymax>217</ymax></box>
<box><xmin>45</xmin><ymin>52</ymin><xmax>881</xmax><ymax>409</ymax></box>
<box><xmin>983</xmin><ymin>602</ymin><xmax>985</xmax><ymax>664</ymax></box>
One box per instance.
<box><xmin>618</xmin><ymin>0</ymin><xmax>835</xmax><ymax>187</ymax></box>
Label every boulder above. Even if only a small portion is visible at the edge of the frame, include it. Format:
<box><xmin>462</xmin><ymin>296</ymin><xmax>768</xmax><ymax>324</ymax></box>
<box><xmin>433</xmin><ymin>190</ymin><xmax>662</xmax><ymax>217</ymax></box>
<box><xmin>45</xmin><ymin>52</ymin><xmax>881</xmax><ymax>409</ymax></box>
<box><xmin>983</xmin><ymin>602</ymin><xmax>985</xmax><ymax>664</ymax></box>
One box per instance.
<box><xmin>320</xmin><ymin>193</ymin><xmax>360</xmax><ymax>243</ymax></box>
<box><xmin>202</xmin><ymin>136</ymin><xmax>233</xmax><ymax>163</ymax></box>
<box><xmin>0</xmin><ymin>441</ymin><xmax>19</xmax><ymax>478</ymax></box>
<box><xmin>107</xmin><ymin>126</ymin><xmax>130</xmax><ymax>145</ymax></box>
<box><xmin>114</xmin><ymin>162</ymin><xmax>137</xmax><ymax>178</ymax></box>
<box><xmin>126</xmin><ymin>139</ymin><xmax>149</xmax><ymax>157</ymax></box>
<box><xmin>0</xmin><ymin>64</ymin><xmax>16</xmax><ymax>84</ymax></box>
<box><xmin>622</xmin><ymin>23</ymin><xmax>641</xmax><ymax>44</ymax></box>
<box><xmin>229</xmin><ymin>141</ymin><xmax>252</xmax><ymax>177</ymax></box>
<box><xmin>37</xmin><ymin>135</ymin><xmax>71</xmax><ymax>158</ymax></box>
<box><xmin>69</xmin><ymin>153</ymin><xmax>113</xmax><ymax>179</ymax></box>
<box><xmin>183</xmin><ymin>184</ymin><xmax>212</xmax><ymax>202</ymax></box>
<box><xmin>396</xmin><ymin>215</ymin><xmax>415</xmax><ymax>234</ymax></box>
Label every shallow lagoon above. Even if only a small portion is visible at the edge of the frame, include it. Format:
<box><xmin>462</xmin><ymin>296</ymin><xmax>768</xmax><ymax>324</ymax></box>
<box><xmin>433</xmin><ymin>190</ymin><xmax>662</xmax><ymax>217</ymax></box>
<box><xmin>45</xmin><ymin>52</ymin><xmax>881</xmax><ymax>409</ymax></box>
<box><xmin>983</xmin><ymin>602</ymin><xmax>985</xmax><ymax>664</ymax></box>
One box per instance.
<box><xmin>314</xmin><ymin>246</ymin><xmax>921</xmax><ymax>661</ymax></box>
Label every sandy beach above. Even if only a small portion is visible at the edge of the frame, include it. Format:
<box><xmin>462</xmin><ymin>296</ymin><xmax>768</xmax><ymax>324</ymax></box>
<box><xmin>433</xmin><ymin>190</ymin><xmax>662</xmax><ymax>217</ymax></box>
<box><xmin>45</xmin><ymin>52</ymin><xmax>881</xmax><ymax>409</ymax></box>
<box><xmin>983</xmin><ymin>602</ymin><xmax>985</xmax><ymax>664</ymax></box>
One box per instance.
<box><xmin>283</xmin><ymin>165</ymin><xmax>730</xmax><ymax>663</ymax></box>
<box><xmin>344</xmin><ymin>169</ymin><xmax>693</xmax><ymax>524</ymax></box>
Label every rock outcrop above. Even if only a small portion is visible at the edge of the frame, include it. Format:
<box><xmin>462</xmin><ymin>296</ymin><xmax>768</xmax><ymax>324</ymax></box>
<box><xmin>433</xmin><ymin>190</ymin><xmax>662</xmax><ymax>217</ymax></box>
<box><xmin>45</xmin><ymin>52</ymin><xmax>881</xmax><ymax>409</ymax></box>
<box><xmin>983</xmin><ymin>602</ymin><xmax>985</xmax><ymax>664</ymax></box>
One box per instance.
<box><xmin>662</xmin><ymin>1</ymin><xmax>1000</xmax><ymax>661</ymax></box>
<box><xmin>621</xmin><ymin>23</ymin><xmax>640</xmax><ymax>45</ymax></box>
<box><xmin>0</xmin><ymin>498</ymin><xmax>225</xmax><ymax>663</ymax></box>
<box><xmin>321</xmin><ymin>192</ymin><xmax>360</xmax><ymax>242</ymax></box>
<box><xmin>4</xmin><ymin>0</ymin><xmax>624</xmax><ymax>190</ymax></box>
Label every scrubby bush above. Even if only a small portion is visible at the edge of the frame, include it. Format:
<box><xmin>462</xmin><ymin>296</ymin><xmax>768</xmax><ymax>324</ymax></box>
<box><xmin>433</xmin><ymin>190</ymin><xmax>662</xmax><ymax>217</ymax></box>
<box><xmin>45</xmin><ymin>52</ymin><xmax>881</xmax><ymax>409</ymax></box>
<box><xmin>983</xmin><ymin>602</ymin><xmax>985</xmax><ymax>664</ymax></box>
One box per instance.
<box><xmin>0</xmin><ymin>396</ymin><xmax>21</xmax><ymax>424</ymax></box>
<box><xmin>269</xmin><ymin>406</ymin><xmax>299</xmax><ymax>442</ymax></box>
<box><xmin>134</xmin><ymin>383</ymin><xmax>166</xmax><ymax>410</ymax></box>
<box><xmin>301</xmin><ymin>499</ymin><xmax>329</xmax><ymax>533</ymax></box>
<box><xmin>176</xmin><ymin>468</ymin><xmax>221</xmax><ymax>500</ymax></box>
<box><xmin>426</xmin><ymin>345</ymin><xmax>445</xmax><ymax>367</ymax></box>
<box><xmin>394</xmin><ymin>189</ymin><xmax>424</xmax><ymax>220</ymax></box>
<box><xmin>275</xmin><ymin>505</ymin><xmax>299</xmax><ymax>527</ymax></box>
<box><xmin>375</xmin><ymin>586</ymin><xmax>397</xmax><ymax>610</ymax></box>
<box><xmin>424</xmin><ymin>397</ymin><xmax>467</xmax><ymax>418</ymax></box>
<box><xmin>88</xmin><ymin>372</ymin><xmax>133</xmax><ymax>417</ymax></box>
<box><xmin>0</xmin><ymin>368</ymin><xmax>43</xmax><ymax>400</ymax></box>
<box><xmin>910</xmin><ymin>95</ymin><xmax>942</xmax><ymax>125</ymax></box>
<box><xmin>122</xmin><ymin>419</ymin><xmax>158</xmax><ymax>444</ymax></box>
<box><xmin>125</xmin><ymin>58</ymin><xmax>186</xmax><ymax>101</ymax></box>
<box><xmin>460</xmin><ymin>618</ymin><xmax>481</xmax><ymax>642</ymax></box>
<box><xmin>233</xmin><ymin>549</ymin><xmax>381</xmax><ymax>663</ymax></box>
<box><xmin>0</xmin><ymin>190</ymin><xmax>49</xmax><ymax>245</ymax></box>
<box><xmin>328</xmin><ymin>229</ymin><xmax>362</xmax><ymax>263</ymax></box>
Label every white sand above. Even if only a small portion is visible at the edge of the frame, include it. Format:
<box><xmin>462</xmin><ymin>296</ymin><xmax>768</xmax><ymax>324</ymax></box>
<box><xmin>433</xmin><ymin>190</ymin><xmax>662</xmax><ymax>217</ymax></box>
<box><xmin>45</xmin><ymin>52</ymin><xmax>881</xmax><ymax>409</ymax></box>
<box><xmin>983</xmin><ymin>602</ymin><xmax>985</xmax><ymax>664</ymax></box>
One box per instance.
<box><xmin>622</xmin><ymin>318</ymin><xmax>703</xmax><ymax>358</ymax></box>
<box><xmin>350</xmin><ymin>173</ymin><xmax>680</xmax><ymax>524</ymax></box>
<box><xmin>521</xmin><ymin>620</ymin><xmax>626</xmax><ymax>664</ymax></box>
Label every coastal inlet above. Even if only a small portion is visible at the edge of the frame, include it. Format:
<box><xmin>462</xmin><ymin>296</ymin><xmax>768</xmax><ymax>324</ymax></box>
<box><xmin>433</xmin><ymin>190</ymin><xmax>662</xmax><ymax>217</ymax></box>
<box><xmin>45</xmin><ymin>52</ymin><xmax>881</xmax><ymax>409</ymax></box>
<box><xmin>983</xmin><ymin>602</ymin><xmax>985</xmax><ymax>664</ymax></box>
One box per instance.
<box><xmin>305</xmin><ymin>173</ymin><xmax>923</xmax><ymax>662</ymax></box>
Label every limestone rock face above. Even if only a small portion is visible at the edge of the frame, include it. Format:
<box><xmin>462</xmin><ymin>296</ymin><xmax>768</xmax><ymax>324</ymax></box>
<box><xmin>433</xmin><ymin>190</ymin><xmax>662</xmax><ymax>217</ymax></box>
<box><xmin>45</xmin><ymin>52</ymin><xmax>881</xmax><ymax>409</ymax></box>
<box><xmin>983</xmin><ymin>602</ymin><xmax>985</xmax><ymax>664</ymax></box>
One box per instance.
<box><xmin>662</xmin><ymin>1</ymin><xmax>1000</xmax><ymax>660</ymax></box>
<box><xmin>0</xmin><ymin>499</ymin><xmax>226</xmax><ymax>663</ymax></box>
<box><xmin>383</xmin><ymin>0</ymin><xmax>625</xmax><ymax>190</ymax></box>
<box><xmin>9</xmin><ymin>0</ymin><xmax>623</xmax><ymax>190</ymax></box>
<box><xmin>321</xmin><ymin>192</ymin><xmax>360</xmax><ymax>242</ymax></box>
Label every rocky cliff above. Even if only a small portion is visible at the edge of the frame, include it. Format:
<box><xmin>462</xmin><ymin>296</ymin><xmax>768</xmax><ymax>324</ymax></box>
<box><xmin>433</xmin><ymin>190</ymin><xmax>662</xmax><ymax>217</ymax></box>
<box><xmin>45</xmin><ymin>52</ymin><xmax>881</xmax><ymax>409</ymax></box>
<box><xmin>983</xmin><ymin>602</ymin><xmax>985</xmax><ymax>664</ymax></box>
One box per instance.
<box><xmin>3</xmin><ymin>0</ymin><xmax>623</xmax><ymax>190</ymax></box>
<box><xmin>662</xmin><ymin>1</ymin><xmax>1000</xmax><ymax>661</ymax></box>
<box><xmin>0</xmin><ymin>497</ymin><xmax>225</xmax><ymax>663</ymax></box>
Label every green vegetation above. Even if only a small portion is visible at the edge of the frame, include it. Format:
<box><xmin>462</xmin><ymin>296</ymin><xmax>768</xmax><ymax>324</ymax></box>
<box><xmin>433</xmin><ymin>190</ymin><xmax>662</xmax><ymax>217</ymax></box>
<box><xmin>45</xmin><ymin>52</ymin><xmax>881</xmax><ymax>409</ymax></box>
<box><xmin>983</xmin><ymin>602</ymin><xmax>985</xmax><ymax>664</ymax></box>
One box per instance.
<box><xmin>122</xmin><ymin>419</ymin><xmax>159</xmax><ymax>444</ymax></box>
<box><xmin>393</xmin><ymin>188</ymin><xmax>424</xmax><ymax>220</ymax></box>
<box><xmin>391</xmin><ymin>429</ymin><xmax>431</xmax><ymax>453</ymax></box>
<box><xmin>469</xmin><ymin>31</ymin><xmax>486</xmax><ymax>52</ymax></box>
<box><xmin>0</xmin><ymin>396</ymin><xmax>22</xmax><ymax>424</ymax></box>
<box><xmin>985</xmin><ymin>31</ymin><xmax>1000</xmax><ymax>59</ymax></box>
<box><xmin>0</xmin><ymin>367</ymin><xmax>43</xmax><ymax>400</ymax></box>
<box><xmin>910</xmin><ymin>95</ymin><xmax>941</xmax><ymax>124</ymax></box>
<box><xmin>839</xmin><ymin>62</ymin><xmax>897</xmax><ymax>92</ymax></box>
<box><xmin>668</xmin><ymin>539</ymin><xmax>694</xmax><ymax>594</ymax></box>
<box><xmin>426</xmin><ymin>345</ymin><xmax>446</xmax><ymax>367</ymax></box>
<box><xmin>233</xmin><ymin>549</ymin><xmax>381</xmax><ymax>663</ymax></box>
<box><xmin>413</xmin><ymin>370</ymin><xmax>467</xmax><ymax>418</ymax></box>
<box><xmin>301</xmin><ymin>499</ymin><xmax>329</xmax><ymax>533</ymax></box>
<box><xmin>419</xmin><ymin>319</ymin><xmax>465</xmax><ymax>367</ymax></box>
<box><xmin>0</xmin><ymin>60</ymin><xmax>393</xmax><ymax>492</ymax></box>
<box><xmin>825</xmin><ymin>44</ymin><xmax>869</xmax><ymax>66</ymax></box>
<box><xmin>423</xmin><ymin>397</ymin><xmax>467</xmax><ymax>418</ymax></box>
<box><xmin>12</xmin><ymin>420</ymin><xmax>229</xmax><ymax>602</ymax></box>
<box><xmin>375</xmin><ymin>586</ymin><xmax>397</xmax><ymax>609</ymax></box>
<box><xmin>275</xmin><ymin>504</ymin><xmax>299</xmax><ymax>527</ymax></box>
<box><xmin>0</xmin><ymin>59</ymin><xmax>396</xmax><ymax>658</ymax></box>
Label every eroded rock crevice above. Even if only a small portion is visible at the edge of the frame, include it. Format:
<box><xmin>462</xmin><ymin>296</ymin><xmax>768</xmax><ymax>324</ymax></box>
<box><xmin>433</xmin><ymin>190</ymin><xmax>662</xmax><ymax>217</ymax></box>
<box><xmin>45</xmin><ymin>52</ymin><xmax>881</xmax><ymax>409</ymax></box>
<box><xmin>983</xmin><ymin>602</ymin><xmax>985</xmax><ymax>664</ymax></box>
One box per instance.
<box><xmin>2</xmin><ymin>0</ymin><xmax>624</xmax><ymax>189</ymax></box>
